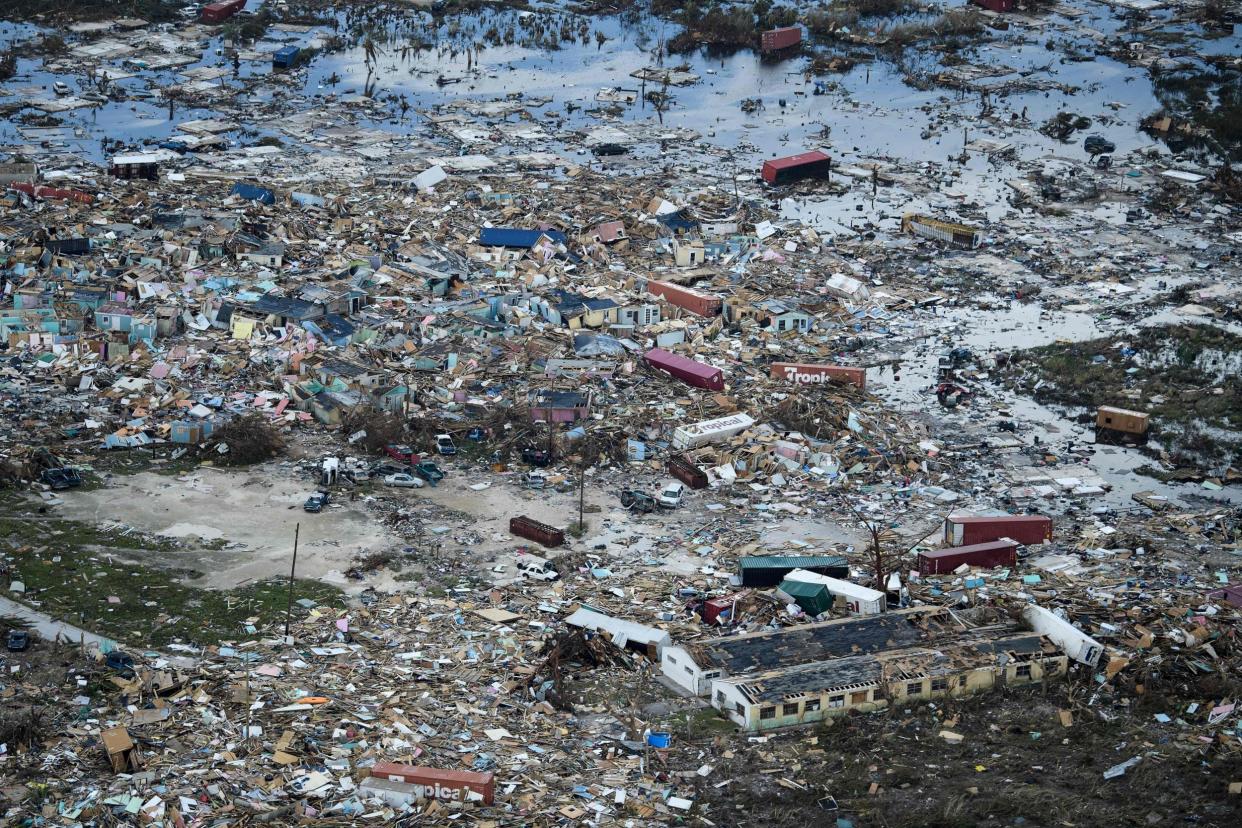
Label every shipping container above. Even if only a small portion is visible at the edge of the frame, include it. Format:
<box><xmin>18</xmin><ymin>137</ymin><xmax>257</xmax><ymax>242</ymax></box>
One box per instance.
<box><xmin>509</xmin><ymin>515</ymin><xmax>564</xmax><ymax>548</ymax></box>
<box><xmin>771</xmin><ymin>362</ymin><xmax>866</xmax><ymax>390</ymax></box>
<box><xmin>784</xmin><ymin>569</ymin><xmax>886</xmax><ymax>614</ymax></box>
<box><xmin>944</xmin><ymin>514</ymin><xmax>1051</xmax><ymax>547</ymax></box>
<box><xmin>369</xmin><ymin>763</ymin><xmax>495</xmax><ymax>805</ymax></box>
<box><xmin>272</xmin><ymin>46</ymin><xmax>300</xmax><ymax>69</ymax></box>
<box><xmin>760</xmin><ymin>26</ymin><xmax>802</xmax><ymax>53</ymax></box>
<box><xmin>645</xmin><ymin>280</ymin><xmax>723</xmax><ymax>317</ymax></box>
<box><xmin>201</xmin><ymin>0</ymin><xmax>247</xmax><ymax>23</ymax></box>
<box><xmin>671</xmin><ymin>413</ymin><xmax>755</xmax><ymax>451</ymax></box>
<box><xmin>644</xmin><ymin>348</ymin><xmax>724</xmax><ymax>391</ymax></box>
<box><xmin>668</xmin><ymin>454</ymin><xmax>709</xmax><ymax>489</ymax></box>
<box><xmin>738</xmin><ymin>555</ymin><xmax>848</xmax><ymax>587</ymax></box>
<box><xmin>970</xmin><ymin>0</ymin><xmax>1016</xmax><ymax>10</ymax></box>
<box><xmin>761</xmin><ymin>151</ymin><xmax>832</xmax><ymax>185</ymax></box>
<box><xmin>1097</xmin><ymin>407</ymin><xmax>1142</xmax><ymax>444</ymax></box>
<box><xmin>918</xmin><ymin>539</ymin><xmax>1019</xmax><ymax>576</ymax></box>
<box><xmin>10</xmin><ymin>182</ymin><xmax>93</xmax><ymax>204</ymax></box>
<box><xmin>901</xmin><ymin>213</ymin><xmax>981</xmax><ymax>248</ymax></box>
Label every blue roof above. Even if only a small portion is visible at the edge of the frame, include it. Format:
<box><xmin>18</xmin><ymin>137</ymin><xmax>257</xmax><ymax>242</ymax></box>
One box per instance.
<box><xmin>274</xmin><ymin>46</ymin><xmax>300</xmax><ymax>59</ymax></box>
<box><xmin>478</xmin><ymin>227</ymin><xmax>567</xmax><ymax>248</ymax></box>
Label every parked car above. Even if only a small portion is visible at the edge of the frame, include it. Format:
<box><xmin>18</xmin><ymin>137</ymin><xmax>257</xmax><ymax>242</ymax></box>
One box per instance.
<box><xmin>384</xmin><ymin>444</ymin><xmax>417</xmax><ymax>463</ymax></box>
<box><xmin>303</xmin><ymin>491</ymin><xmax>329</xmax><ymax>512</ymax></box>
<box><xmin>52</xmin><ymin>81</ymin><xmax>71</xmax><ymax>96</ymax></box>
<box><xmin>6</xmin><ymin>630</ymin><xmax>29</xmax><ymax>652</ymax></box>
<box><xmin>435</xmin><ymin>433</ymin><xmax>457</xmax><ymax>456</ymax></box>
<box><xmin>521</xmin><ymin>446</ymin><xmax>551</xmax><ymax>467</ymax></box>
<box><xmin>372</xmin><ymin>462</ymin><xmax>408</xmax><ymax>477</ymax></box>
<box><xmin>657</xmin><ymin>481</ymin><xmax>686</xmax><ymax>509</ymax></box>
<box><xmin>105</xmin><ymin>651</ymin><xmax>136</xmax><ymax>677</ymax></box>
<box><xmin>620</xmin><ymin>489</ymin><xmax>656</xmax><ymax>513</ymax></box>
<box><xmin>522</xmin><ymin>471</ymin><xmax>548</xmax><ymax>490</ymax></box>
<box><xmin>413</xmin><ymin>461</ymin><xmax>445</xmax><ymax>485</ymax></box>
<box><xmin>41</xmin><ymin>467</ymin><xmax>83</xmax><ymax>490</ymax></box>
<box><xmin>383</xmin><ymin>473</ymin><xmax>425</xmax><ymax>488</ymax></box>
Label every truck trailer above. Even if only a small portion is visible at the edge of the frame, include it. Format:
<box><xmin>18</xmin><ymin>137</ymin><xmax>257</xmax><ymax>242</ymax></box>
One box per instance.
<box><xmin>918</xmin><ymin>539</ymin><xmax>1019</xmax><ymax>576</ymax></box>
<box><xmin>644</xmin><ymin>349</ymin><xmax>724</xmax><ymax>391</ymax></box>
<box><xmin>943</xmin><ymin>515</ymin><xmax>1051</xmax><ymax>547</ymax></box>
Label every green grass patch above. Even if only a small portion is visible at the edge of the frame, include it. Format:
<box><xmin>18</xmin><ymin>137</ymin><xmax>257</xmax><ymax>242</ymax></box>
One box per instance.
<box><xmin>0</xmin><ymin>515</ymin><xmax>343</xmax><ymax>648</ymax></box>
<box><xmin>1001</xmin><ymin>325</ymin><xmax>1242</xmax><ymax>461</ymax></box>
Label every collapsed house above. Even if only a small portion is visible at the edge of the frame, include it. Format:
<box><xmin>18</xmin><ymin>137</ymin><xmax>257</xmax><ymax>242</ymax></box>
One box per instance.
<box><xmin>662</xmin><ymin>606</ymin><xmax>1098</xmax><ymax>730</ymax></box>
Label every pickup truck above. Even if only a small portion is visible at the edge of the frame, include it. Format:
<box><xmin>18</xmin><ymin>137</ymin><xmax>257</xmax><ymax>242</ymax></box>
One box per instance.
<box><xmin>303</xmin><ymin>491</ymin><xmax>329</xmax><ymax>512</ymax></box>
<box><xmin>413</xmin><ymin>461</ymin><xmax>445</xmax><ymax>486</ymax></box>
<box><xmin>435</xmin><ymin>433</ymin><xmax>457</xmax><ymax>456</ymax></box>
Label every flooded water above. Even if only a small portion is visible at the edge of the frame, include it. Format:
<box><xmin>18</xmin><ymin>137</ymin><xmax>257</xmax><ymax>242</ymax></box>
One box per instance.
<box><xmin>1</xmin><ymin>2</ymin><xmax>1235</xmax><ymax>170</ymax></box>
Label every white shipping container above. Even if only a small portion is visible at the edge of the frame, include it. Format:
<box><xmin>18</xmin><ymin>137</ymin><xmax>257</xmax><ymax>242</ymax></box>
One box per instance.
<box><xmin>671</xmin><ymin>413</ymin><xmax>756</xmax><ymax>451</ymax></box>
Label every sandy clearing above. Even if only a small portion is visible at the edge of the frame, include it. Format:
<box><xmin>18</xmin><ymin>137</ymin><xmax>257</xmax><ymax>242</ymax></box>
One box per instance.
<box><xmin>56</xmin><ymin>466</ymin><xmax>400</xmax><ymax>589</ymax></box>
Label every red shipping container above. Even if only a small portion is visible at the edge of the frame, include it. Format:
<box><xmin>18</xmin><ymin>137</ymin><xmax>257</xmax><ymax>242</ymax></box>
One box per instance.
<box><xmin>644</xmin><ymin>348</ymin><xmax>724</xmax><ymax>391</ymax></box>
<box><xmin>10</xmin><ymin>182</ymin><xmax>94</xmax><ymax>204</ymax></box>
<box><xmin>918</xmin><ymin>539</ymin><xmax>1019</xmax><ymax>576</ymax></box>
<box><xmin>202</xmin><ymin>0</ymin><xmax>246</xmax><ymax>23</ymax></box>
<box><xmin>646</xmin><ymin>280</ymin><xmax>722</xmax><ymax>317</ymax></box>
<box><xmin>762</xmin><ymin>151</ymin><xmax>831</xmax><ymax>185</ymax></box>
<box><xmin>944</xmin><ymin>515</ymin><xmax>1051</xmax><ymax>547</ymax></box>
<box><xmin>509</xmin><ymin>515</ymin><xmax>564</xmax><ymax>548</ymax></box>
<box><xmin>370</xmin><ymin>763</ymin><xmax>495</xmax><ymax>805</ymax></box>
<box><xmin>760</xmin><ymin>26</ymin><xmax>802</xmax><ymax>53</ymax></box>
<box><xmin>771</xmin><ymin>362</ymin><xmax>866</xmax><ymax>390</ymax></box>
<box><xmin>668</xmin><ymin>455</ymin><xmax>709</xmax><ymax>489</ymax></box>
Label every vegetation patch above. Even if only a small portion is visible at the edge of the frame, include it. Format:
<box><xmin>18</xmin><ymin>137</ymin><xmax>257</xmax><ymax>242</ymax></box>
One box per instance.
<box><xmin>999</xmin><ymin>324</ymin><xmax>1242</xmax><ymax>468</ymax></box>
<box><xmin>0</xmin><ymin>515</ymin><xmax>343</xmax><ymax>647</ymax></box>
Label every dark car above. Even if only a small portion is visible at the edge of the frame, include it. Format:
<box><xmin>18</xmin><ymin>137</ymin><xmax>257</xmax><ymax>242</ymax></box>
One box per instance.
<box><xmin>41</xmin><ymin>467</ymin><xmax>83</xmax><ymax>490</ymax></box>
<box><xmin>412</xmin><ymin>461</ymin><xmax>445</xmax><ymax>485</ymax></box>
<box><xmin>304</xmin><ymin>491</ymin><xmax>329</xmax><ymax>512</ymax></box>
<box><xmin>521</xmin><ymin>447</ymin><xmax>551</xmax><ymax>467</ymax></box>
<box><xmin>592</xmin><ymin>143</ymin><xmax>629</xmax><ymax>157</ymax></box>
<box><xmin>105</xmin><ymin>651</ymin><xmax>135</xmax><ymax>677</ymax></box>
<box><xmin>372</xmin><ymin>462</ymin><xmax>409</xmax><ymax>477</ymax></box>
<box><xmin>620</xmin><ymin>489</ymin><xmax>656</xmax><ymax>513</ymax></box>
<box><xmin>1083</xmin><ymin>135</ymin><xmax>1115</xmax><ymax>156</ymax></box>
<box><xmin>6</xmin><ymin>630</ymin><xmax>29</xmax><ymax>652</ymax></box>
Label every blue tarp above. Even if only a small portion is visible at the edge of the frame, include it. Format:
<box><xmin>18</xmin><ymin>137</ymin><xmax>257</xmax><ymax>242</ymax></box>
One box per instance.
<box><xmin>231</xmin><ymin>183</ymin><xmax>275</xmax><ymax>204</ymax></box>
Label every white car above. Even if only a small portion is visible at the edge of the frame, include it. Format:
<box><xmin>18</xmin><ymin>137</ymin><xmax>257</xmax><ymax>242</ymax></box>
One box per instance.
<box><xmin>657</xmin><ymin>481</ymin><xmax>685</xmax><ymax>509</ymax></box>
<box><xmin>383</xmin><ymin>473</ymin><xmax>425</xmax><ymax>488</ymax></box>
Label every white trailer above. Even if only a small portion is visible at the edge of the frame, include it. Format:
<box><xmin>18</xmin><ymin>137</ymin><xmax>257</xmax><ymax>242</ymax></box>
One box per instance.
<box><xmin>785</xmin><ymin>569</ymin><xmax>886</xmax><ymax>615</ymax></box>
<box><xmin>671</xmin><ymin>413</ymin><xmax>755</xmax><ymax>451</ymax></box>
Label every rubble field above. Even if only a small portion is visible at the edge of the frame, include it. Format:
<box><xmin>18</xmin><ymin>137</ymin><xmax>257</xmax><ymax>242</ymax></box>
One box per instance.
<box><xmin>0</xmin><ymin>0</ymin><xmax>1240</xmax><ymax>826</ymax></box>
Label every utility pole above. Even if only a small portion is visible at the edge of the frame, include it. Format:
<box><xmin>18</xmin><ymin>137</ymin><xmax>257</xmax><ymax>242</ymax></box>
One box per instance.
<box><xmin>578</xmin><ymin>462</ymin><xmax>585</xmax><ymax>530</ymax></box>
<box><xmin>283</xmin><ymin>523</ymin><xmax>300</xmax><ymax>640</ymax></box>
